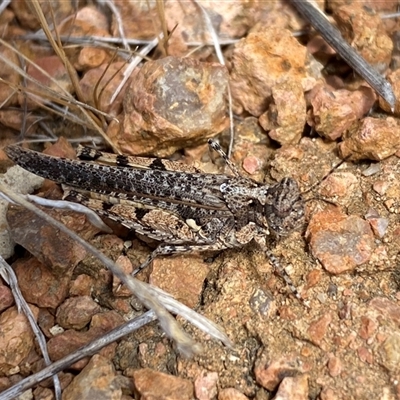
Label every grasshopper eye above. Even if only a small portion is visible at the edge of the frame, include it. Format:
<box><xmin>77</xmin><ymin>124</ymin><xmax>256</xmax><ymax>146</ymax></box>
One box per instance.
<box><xmin>264</xmin><ymin>178</ymin><xmax>305</xmax><ymax>236</ymax></box>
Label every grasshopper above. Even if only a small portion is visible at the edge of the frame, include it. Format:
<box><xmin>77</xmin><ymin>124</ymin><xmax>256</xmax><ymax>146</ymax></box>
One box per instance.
<box><xmin>5</xmin><ymin>140</ymin><xmax>305</xmax><ymax>300</ymax></box>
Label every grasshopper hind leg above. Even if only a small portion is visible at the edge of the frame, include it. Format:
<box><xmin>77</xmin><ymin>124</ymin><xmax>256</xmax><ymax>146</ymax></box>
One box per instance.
<box><xmin>130</xmin><ymin>241</ymin><xmax>231</xmax><ymax>277</ymax></box>
<box><xmin>265</xmin><ymin>249</ymin><xmax>310</xmax><ymax>308</ymax></box>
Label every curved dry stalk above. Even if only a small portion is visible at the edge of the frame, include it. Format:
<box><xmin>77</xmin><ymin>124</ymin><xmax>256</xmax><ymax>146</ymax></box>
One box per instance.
<box><xmin>92</xmin><ymin>50</ymin><xmax>121</xmax><ymax>129</ymax></box>
<box><xmin>0</xmin><ymin>38</ymin><xmax>118</xmax><ymax>149</ymax></box>
<box><xmin>14</xmin><ymin>1</ymin><xmax>120</xmax><ymax>152</ymax></box>
<box><xmin>0</xmin><ymin>182</ymin><xmax>231</xmax><ymax>351</ymax></box>
<box><xmin>144</xmin><ymin>285</ymin><xmax>234</xmax><ymax>346</ymax></box>
<box><xmin>0</xmin><ymin>86</ymin><xmax>17</xmax><ymax>109</ymax></box>
<box><xmin>29</xmin><ymin>0</ymin><xmax>94</xmax><ymax>115</ymax></box>
<box><xmin>0</xmin><ymin>66</ymin><xmax>114</xmax><ymax>124</ymax></box>
<box><xmin>155</xmin><ymin>0</ymin><xmax>169</xmax><ymax>56</ymax></box>
<box><xmin>0</xmin><ymin>82</ymin><xmax>115</xmax><ymax>131</ymax></box>
<box><xmin>0</xmin><ymin>79</ymin><xmax>115</xmax><ymax>129</ymax></box>
<box><xmin>25</xmin><ymin>194</ymin><xmax>113</xmax><ymax>233</ymax></box>
<box><xmin>0</xmin><ymin>183</ymin><xmax>201</xmax><ymax>355</ymax></box>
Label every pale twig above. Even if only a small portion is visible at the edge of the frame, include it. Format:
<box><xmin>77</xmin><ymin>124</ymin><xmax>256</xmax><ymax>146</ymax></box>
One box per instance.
<box><xmin>194</xmin><ymin>0</ymin><xmax>235</xmax><ymax>158</ymax></box>
<box><xmin>19</xmin><ymin>32</ymin><xmax>154</xmax><ymax>46</ymax></box>
<box><xmin>0</xmin><ymin>311</ymin><xmax>157</xmax><ymax>400</ymax></box>
<box><xmin>110</xmin><ymin>35</ymin><xmax>162</xmax><ymax>104</ymax></box>
<box><xmin>25</xmin><ymin>116</ymin><xmax>55</xmax><ymax>139</ymax></box>
<box><xmin>380</xmin><ymin>11</ymin><xmax>400</xmax><ymax>19</ymax></box>
<box><xmin>26</xmin><ymin>194</ymin><xmax>113</xmax><ymax>233</ymax></box>
<box><xmin>145</xmin><ymin>285</ymin><xmax>233</xmax><ymax>346</ymax></box>
<box><xmin>0</xmin><ymin>256</ymin><xmax>62</xmax><ymax>400</ymax></box>
<box><xmin>0</xmin><ymin>0</ymin><xmax>11</xmax><ymax>15</ymax></box>
<box><xmin>291</xmin><ymin>0</ymin><xmax>396</xmax><ymax>110</ymax></box>
<box><xmin>19</xmin><ymin>32</ymin><xmax>240</xmax><ymax>47</ymax></box>
<box><xmin>97</xmin><ymin>0</ymin><xmax>130</xmax><ymax>51</ymax></box>
<box><xmin>21</xmin><ymin>135</ymin><xmax>104</xmax><ymax>145</ymax></box>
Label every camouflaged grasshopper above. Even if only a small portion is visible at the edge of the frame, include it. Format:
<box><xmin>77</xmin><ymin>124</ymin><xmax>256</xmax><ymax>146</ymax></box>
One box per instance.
<box><xmin>5</xmin><ymin>140</ymin><xmax>305</xmax><ymax>300</ymax></box>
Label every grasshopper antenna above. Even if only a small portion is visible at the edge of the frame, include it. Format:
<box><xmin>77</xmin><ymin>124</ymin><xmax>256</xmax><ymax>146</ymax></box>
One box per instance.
<box><xmin>302</xmin><ymin>156</ymin><xmax>350</xmax><ymax>199</ymax></box>
<box><xmin>207</xmin><ymin>139</ymin><xmax>242</xmax><ymax>178</ymax></box>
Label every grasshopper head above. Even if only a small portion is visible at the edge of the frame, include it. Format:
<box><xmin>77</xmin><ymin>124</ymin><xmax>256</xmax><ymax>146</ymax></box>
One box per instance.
<box><xmin>264</xmin><ymin>177</ymin><xmax>305</xmax><ymax>237</ymax></box>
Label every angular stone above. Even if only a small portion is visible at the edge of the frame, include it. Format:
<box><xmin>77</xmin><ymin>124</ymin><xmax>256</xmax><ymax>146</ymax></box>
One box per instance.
<box><xmin>306</xmin><ymin>209</ymin><xmax>374</xmax><ymax>274</ymax></box>
<box><xmin>109</xmin><ymin>56</ymin><xmax>229</xmax><ymax>157</ymax></box>
<box><xmin>0</xmin><ymin>305</ymin><xmax>39</xmax><ymax>375</ymax></box>
<box><xmin>56</xmin><ymin>296</ymin><xmax>101</xmax><ymax>330</ymax></box>
<box><xmin>63</xmin><ymin>355</ymin><xmax>121</xmax><ymax>400</ymax></box>
<box><xmin>130</xmin><ymin>368</ymin><xmax>193</xmax><ymax>400</ymax></box>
